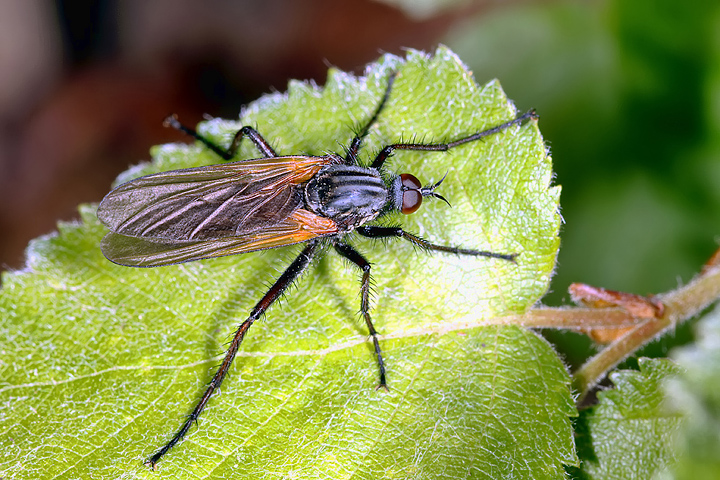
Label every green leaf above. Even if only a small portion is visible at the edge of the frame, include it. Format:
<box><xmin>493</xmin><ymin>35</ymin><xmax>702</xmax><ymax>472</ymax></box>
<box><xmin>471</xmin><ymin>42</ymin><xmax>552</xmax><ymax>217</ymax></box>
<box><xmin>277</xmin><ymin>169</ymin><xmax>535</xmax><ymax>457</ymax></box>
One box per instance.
<box><xmin>0</xmin><ymin>47</ymin><xmax>568</xmax><ymax>478</ymax></box>
<box><xmin>667</xmin><ymin>305</ymin><xmax>720</xmax><ymax>479</ymax></box>
<box><xmin>574</xmin><ymin>358</ymin><xmax>684</xmax><ymax>480</ymax></box>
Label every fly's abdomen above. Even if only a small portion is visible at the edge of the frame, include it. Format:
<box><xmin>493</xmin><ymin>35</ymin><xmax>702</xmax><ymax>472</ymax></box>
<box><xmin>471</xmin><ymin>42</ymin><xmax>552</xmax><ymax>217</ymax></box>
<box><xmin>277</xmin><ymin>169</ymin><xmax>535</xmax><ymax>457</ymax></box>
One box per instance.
<box><xmin>304</xmin><ymin>165</ymin><xmax>388</xmax><ymax>228</ymax></box>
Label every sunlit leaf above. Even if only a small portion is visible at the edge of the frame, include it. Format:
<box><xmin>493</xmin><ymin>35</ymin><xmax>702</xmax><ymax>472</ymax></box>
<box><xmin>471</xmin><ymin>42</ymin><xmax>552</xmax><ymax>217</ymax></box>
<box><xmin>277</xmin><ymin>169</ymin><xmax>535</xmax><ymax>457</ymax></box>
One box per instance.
<box><xmin>0</xmin><ymin>47</ymin><xmax>569</xmax><ymax>479</ymax></box>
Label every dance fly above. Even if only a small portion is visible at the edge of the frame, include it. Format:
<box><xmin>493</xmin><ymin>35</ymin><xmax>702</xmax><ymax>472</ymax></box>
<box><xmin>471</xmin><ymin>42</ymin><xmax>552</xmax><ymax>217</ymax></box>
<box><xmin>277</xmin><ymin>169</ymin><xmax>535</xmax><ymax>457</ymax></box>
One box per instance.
<box><xmin>96</xmin><ymin>72</ymin><xmax>536</xmax><ymax>468</ymax></box>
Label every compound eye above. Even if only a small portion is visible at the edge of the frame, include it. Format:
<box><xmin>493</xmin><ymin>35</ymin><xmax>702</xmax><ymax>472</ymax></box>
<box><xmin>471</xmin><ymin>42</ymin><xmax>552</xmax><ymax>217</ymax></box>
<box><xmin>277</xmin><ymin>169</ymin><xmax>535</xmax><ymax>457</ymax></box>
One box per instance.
<box><xmin>400</xmin><ymin>173</ymin><xmax>422</xmax><ymax>214</ymax></box>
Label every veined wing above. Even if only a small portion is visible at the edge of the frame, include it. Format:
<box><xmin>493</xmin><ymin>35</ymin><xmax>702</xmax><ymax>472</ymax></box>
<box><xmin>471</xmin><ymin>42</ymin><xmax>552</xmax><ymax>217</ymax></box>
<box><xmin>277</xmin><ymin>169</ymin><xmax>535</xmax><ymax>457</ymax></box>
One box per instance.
<box><xmin>101</xmin><ymin>208</ymin><xmax>338</xmax><ymax>266</ymax></box>
<box><xmin>97</xmin><ymin>155</ymin><xmax>338</xmax><ymax>241</ymax></box>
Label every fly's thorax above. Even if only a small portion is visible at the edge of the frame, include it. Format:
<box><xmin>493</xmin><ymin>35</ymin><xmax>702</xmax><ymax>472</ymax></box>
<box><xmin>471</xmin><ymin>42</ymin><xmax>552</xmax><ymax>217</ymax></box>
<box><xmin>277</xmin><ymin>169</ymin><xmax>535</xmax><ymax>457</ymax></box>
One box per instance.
<box><xmin>304</xmin><ymin>165</ymin><xmax>390</xmax><ymax>228</ymax></box>
<box><xmin>389</xmin><ymin>175</ymin><xmax>404</xmax><ymax>211</ymax></box>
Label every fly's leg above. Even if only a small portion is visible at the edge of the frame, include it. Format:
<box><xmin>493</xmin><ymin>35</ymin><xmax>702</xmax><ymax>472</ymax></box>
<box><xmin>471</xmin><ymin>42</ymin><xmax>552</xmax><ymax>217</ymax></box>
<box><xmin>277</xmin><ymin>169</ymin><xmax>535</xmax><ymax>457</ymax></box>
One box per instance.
<box><xmin>145</xmin><ymin>240</ymin><xmax>319</xmax><ymax>469</ymax></box>
<box><xmin>357</xmin><ymin>226</ymin><xmax>517</xmax><ymax>262</ymax></box>
<box><xmin>333</xmin><ymin>242</ymin><xmax>388</xmax><ymax>390</ymax></box>
<box><xmin>370</xmin><ymin>110</ymin><xmax>538</xmax><ymax>170</ymax></box>
<box><xmin>344</xmin><ymin>72</ymin><xmax>397</xmax><ymax>164</ymax></box>
<box><xmin>164</xmin><ymin>115</ymin><xmax>277</xmax><ymax>160</ymax></box>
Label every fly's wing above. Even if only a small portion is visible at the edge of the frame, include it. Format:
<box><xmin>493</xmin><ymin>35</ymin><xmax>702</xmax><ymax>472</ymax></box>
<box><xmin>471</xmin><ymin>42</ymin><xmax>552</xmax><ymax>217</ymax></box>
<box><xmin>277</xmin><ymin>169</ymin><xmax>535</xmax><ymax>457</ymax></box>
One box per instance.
<box><xmin>101</xmin><ymin>209</ymin><xmax>338</xmax><ymax>266</ymax></box>
<box><xmin>98</xmin><ymin>156</ymin><xmax>336</xmax><ymax>241</ymax></box>
<box><xmin>97</xmin><ymin>156</ymin><xmax>340</xmax><ymax>266</ymax></box>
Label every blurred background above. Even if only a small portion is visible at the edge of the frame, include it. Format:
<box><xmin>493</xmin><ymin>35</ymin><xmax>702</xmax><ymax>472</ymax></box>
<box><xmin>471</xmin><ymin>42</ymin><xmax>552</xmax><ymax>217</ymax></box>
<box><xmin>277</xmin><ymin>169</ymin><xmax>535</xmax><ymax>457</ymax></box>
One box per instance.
<box><xmin>0</xmin><ymin>0</ymin><xmax>718</xmax><ymax>366</ymax></box>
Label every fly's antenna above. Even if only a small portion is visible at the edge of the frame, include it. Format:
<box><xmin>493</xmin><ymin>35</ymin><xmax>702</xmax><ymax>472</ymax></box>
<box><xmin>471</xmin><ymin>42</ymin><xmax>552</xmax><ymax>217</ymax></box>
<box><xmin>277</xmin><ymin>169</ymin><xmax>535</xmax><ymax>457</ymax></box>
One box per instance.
<box><xmin>420</xmin><ymin>171</ymin><xmax>451</xmax><ymax>207</ymax></box>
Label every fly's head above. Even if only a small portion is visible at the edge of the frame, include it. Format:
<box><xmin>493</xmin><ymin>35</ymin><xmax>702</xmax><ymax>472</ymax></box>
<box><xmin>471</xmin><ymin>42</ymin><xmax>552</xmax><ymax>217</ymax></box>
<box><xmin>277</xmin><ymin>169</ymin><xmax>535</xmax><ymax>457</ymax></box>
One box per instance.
<box><xmin>390</xmin><ymin>172</ymin><xmax>451</xmax><ymax>215</ymax></box>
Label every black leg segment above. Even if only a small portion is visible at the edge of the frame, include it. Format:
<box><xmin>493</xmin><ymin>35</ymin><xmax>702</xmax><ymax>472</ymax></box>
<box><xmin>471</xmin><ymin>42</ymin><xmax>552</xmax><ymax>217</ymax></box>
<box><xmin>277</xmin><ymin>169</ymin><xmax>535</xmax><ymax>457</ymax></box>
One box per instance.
<box><xmin>370</xmin><ymin>109</ymin><xmax>538</xmax><ymax>170</ymax></box>
<box><xmin>145</xmin><ymin>240</ymin><xmax>320</xmax><ymax>468</ymax></box>
<box><xmin>344</xmin><ymin>72</ymin><xmax>397</xmax><ymax>164</ymax></box>
<box><xmin>357</xmin><ymin>226</ymin><xmax>517</xmax><ymax>262</ymax></box>
<box><xmin>164</xmin><ymin>115</ymin><xmax>277</xmax><ymax>160</ymax></box>
<box><xmin>333</xmin><ymin>242</ymin><xmax>388</xmax><ymax>390</ymax></box>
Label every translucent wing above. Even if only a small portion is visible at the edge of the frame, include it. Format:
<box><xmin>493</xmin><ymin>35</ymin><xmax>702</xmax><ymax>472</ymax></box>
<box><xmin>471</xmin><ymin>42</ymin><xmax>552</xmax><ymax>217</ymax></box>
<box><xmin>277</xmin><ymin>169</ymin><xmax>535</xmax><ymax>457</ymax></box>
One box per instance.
<box><xmin>100</xmin><ymin>209</ymin><xmax>338</xmax><ymax>266</ymax></box>
<box><xmin>98</xmin><ymin>156</ymin><xmax>338</xmax><ymax>240</ymax></box>
<box><xmin>97</xmin><ymin>156</ymin><xmax>341</xmax><ymax>266</ymax></box>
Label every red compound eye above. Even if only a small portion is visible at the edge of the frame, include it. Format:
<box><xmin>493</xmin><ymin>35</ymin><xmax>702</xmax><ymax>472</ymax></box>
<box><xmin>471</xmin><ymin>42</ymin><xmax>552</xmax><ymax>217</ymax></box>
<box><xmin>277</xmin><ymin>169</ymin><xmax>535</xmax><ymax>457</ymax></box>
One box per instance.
<box><xmin>400</xmin><ymin>173</ymin><xmax>422</xmax><ymax>214</ymax></box>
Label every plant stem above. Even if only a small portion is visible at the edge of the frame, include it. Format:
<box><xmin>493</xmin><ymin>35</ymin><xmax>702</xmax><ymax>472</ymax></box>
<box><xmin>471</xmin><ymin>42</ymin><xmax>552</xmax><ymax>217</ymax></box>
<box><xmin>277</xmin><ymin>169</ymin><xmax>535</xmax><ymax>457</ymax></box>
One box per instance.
<box><xmin>519</xmin><ymin>307</ymin><xmax>645</xmax><ymax>328</ymax></box>
<box><xmin>572</xmin><ymin>264</ymin><xmax>720</xmax><ymax>401</ymax></box>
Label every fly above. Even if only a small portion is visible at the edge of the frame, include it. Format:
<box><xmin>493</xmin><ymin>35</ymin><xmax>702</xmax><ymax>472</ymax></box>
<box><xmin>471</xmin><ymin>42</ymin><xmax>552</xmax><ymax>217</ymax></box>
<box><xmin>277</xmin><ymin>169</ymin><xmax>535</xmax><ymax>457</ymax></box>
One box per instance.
<box><xmin>96</xmin><ymin>73</ymin><xmax>536</xmax><ymax>468</ymax></box>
